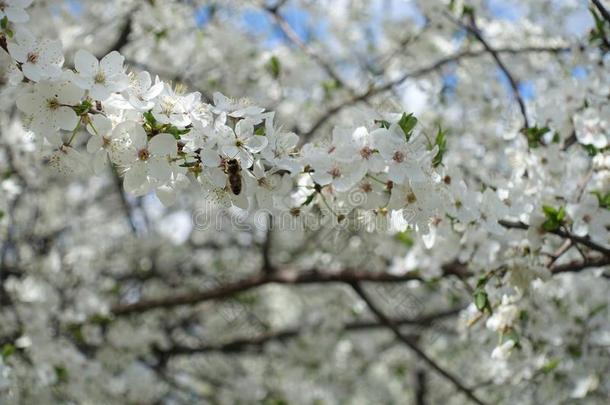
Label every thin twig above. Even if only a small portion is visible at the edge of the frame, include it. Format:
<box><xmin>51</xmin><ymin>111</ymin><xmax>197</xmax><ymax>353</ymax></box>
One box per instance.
<box><xmin>591</xmin><ymin>0</ymin><xmax>610</xmax><ymax>25</ymax></box>
<box><xmin>156</xmin><ymin>306</ymin><xmax>464</xmax><ymax>357</ymax></box>
<box><xmin>499</xmin><ymin>219</ymin><xmax>610</xmax><ymax>256</ymax></box>
<box><xmin>301</xmin><ymin>45</ymin><xmax>567</xmax><ymax>143</ymax></box>
<box><xmin>446</xmin><ymin>12</ymin><xmax>529</xmax><ymax>129</ymax></box>
<box><xmin>349</xmin><ymin>282</ymin><xmax>487</xmax><ymax>405</ymax></box>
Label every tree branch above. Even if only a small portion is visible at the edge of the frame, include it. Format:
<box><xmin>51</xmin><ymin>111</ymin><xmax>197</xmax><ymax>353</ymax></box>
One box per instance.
<box><xmin>349</xmin><ymin>282</ymin><xmax>487</xmax><ymax>405</ymax></box>
<box><xmin>550</xmin><ymin>256</ymin><xmax>610</xmax><ymax>274</ymax></box>
<box><xmin>155</xmin><ymin>306</ymin><xmax>463</xmax><ymax>357</ymax></box>
<box><xmin>447</xmin><ymin>13</ymin><xmax>529</xmax><ymax>129</ymax></box>
<box><xmin>301</xmin><ymin>45</ymin><xmax>567</xmax><ymax>143</ymax></box>
<box><xmin>592</xmin><ymin>0</ymin><xmax>610</xmax><ymax>25</ymax></box>
<box><xmin>499</xmin><ymin>219</ymin><xmax>610</xmax><ymax>256</ymax></box>
<box><xmin>111</xmin><ymin>268</ymin><xmax>427</xmax><ymax>315</ymax></box>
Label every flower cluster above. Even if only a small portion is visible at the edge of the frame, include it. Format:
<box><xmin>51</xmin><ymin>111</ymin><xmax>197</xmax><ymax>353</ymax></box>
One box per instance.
<box><xmin>3</xmin><ymin>3</ymin><xmax>448</xmax><ymax>234</ymax></box>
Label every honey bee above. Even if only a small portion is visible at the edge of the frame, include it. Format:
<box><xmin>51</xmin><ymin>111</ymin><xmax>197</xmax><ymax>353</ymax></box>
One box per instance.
<box><xmin>225</xmin><ymin>158</ymin><xmax>242</xmax><ymax>195</ymax></box>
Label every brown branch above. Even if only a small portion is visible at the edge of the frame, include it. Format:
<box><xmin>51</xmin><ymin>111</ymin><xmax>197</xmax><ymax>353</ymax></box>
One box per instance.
<box><xmin>155</xmin><ymin>306</ymin><xmax>463</xmax><ymax>357</ymax></box>
<box><xmin>110</xmin><ymin>165</ymin><xmax>138</xmax><ymax>234</ymax></box>
<box><xmin>110</xmin><ymin>241</ymin><xmax>609</xmax><ymax>318</ymax></box>
<box><xmin>111</xmin><ymin>269</ymin><xmax>428</xmax><ymax>316</ymax></box>
<box><xmin>261</xmin><ymin>214</ymin><xmax>274</xmax><ymax>275</ymax></box>
<box><xmin>592</xmin><ymin>0</ymin><xmax>610</xmax><ymax>25</ymax></box>
<box><xmin>448</xmin><ymin>13</ymin><xmax>529</xmax><ymax>129</ymax></box>
<box><xmin>264</xmin><ymin>4</ymin><xmax>349</xmax><ymax>91</ymax></box>
<box><xmin>414</xmin><ymin>368</ymin><xmax>428</xmax><ymax>405</ymax></box>
<box><xmin>550</xmin><ymin>256</ymin><xmax>610</xmax><ymax>274</ymax></box>
<box><xmin>101</xmin><ymin>15</ymin><xmax>133</xmax><ymax>56</ymax></box>
<box><xmin>499</xmin><ymin>219</ymin><xmax>610</xmax><ymax>256</ymax></box>
<box><xmin>349</xmin><ymin>282</ymin><xmax>487</xmax><ymax>405</ymax></box>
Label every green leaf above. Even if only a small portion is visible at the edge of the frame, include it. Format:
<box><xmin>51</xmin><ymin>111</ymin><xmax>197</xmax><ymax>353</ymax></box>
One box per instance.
<box><xmin>143</xmin><ymin>110</ymin><xmax>157</xmax><ymax>126</ymax></box>
<box><xmin>0</xmin><ymin>16</ymin><xmax>8</xmax><ymax>29</ymax></box>
<box><xmin>473</xmin><ymin>289</ymin><xmax>488</xmax><ymax>312</ymax></box>
<box><xmin>73</xmin><ymin>99</ymin><xmax>93</xmax><ymax>116</ymax></box>
<box><xmin>395</xmin><ymin>231</ymin><xmax>414</xmax><ymax>247</ymax></box>
<box><xmin>302</xmin><ymin>193</ymin><xmax>316</xmax><ymax>206</ymax></box>
<box><xmin>322</xmin><ymin>80</ymin><xmax>341</xmax><ymax>97</ymax></box>
<box><xmin>522</xmin><ymin>126</ymin><xmax>550</xmax><ymax>148</ymax></box>
<box><xmin>462</xmin><ymin>5</ymin><xmax>476</xmax><ymax>18</ymax></box>
<box><xmin>1</xmin><ymin>344</ymin><xmax>15</xmax><ymax>358</ymax></box>
<box><xmin>541</xmin><ymin>358</ymin><xmax>560</xmax><ymax>374</ymax></box>
<box><xmin>54</xmin><ymin>365</ymin><xmax>69</xmax><ymax>384</ymax></box>
<box><xmin>89</xmin><ymin>314</ymin><xmax>112</xmax><ymax>327</ymax></box>
<box><xmin>541</xmin><ymin>205</ymin><xmax>565</xmax><ymax>231</ymax></box>
<box><xmin>591</xmin><ymin>191</ymin><xmax>610</xmax><ymax>209</ymax></box>
<box><xmin>502</xmin><ymin>328</ymin><xmax>520</xmax><ymax>346</ymax></box>
<box><xmin>266</xmin><ymin>55</ymin><xmax>281</xmax><ymax>79</ymax></box>
<box><xmin>584</xmin><ymin>144</ymin><xmax>597</xmax><ymax>155</ymax></box>
<box><xmin>374</xmin><ymin>119</ymin><xmax>391</xmax><ymax>129</ymax></box>
<box><xmin>166</xmin><ymin>125</ymin><xmax>191</xmax><ymax>139</ymax></box>
<box><xmin>431</xmin><ymin>126</ymin><xmax>447</xmax><ymax>167</ymax></box>
<box><xmin>397</xmin><ymin>113</ymin><xmax>417</xmax><ymax>140</ymax></box>
<box><xmin>0</xmin><ymin>210</ymin><xmax>4</xmax><ymax>220</ymax></box>
<box><xmin>254</xmin><ymin>125</ymin><xmax>266</xmax><ymax>136</ymax></box>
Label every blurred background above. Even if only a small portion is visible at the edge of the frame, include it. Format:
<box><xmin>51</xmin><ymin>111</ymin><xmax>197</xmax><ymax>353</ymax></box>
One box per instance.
<box><xmin>0</xmin><ymin>0</ymin><xmax>608</xmax><ymax>404</ymax></box>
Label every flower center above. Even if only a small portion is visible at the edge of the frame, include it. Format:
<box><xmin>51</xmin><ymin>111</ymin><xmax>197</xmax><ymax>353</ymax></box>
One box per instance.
<box><xmin>138</xmin><ymin>149</ymin><xmax>150</xmax><ymax>161</ymax></box>
<box><xmin>328</xmin><ymin>167</ymin><xmax>341</xmax><ymax>179</ymax></box>
<box><xmin>406</xmin><ymin>191</ymin><xmax>417</xmax><ymax>204</ymax></box>
<box><xmin>235</xmin><ymin>139</ymin><xmax>244</xmax><ymax>148</ymax></box>
<box><xmin>360</xmin><ymin>146</ymin><xmax>373</xmax><ymax>159</ymax></box>
<box><xmin>360</xmin><ymin>182</ymin><xmax>373</xmax><ymax>193</ymax></box>
<box><xmin>392</xmin><ymin>151</ymin><xmax>405</xmax><ymax>163</ymax></box>
<box><xmin>47</xmin><ymin>98</ymin><xmax>59</xmax><ymax>110</ymax></box>
<box><xmin>94</xmin><ymin>71</ymin><xmax>106</xmax><ymax>84</ymax></box>
<box><xmin>26</xmin><ymin>52</ymin><xmax>38</xmax><ymax>64</ymax></box>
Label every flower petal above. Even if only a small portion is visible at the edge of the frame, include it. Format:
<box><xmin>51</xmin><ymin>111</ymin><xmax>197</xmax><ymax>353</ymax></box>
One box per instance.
<box><xmin>74</xmin><ymin>49</ymin><xmax>99</xmax><ymax>77</ymax></box>
<box><xmin>149</xmin><ymin>133</ymin><xmax>177</xmax><ymax>156</ymax></box>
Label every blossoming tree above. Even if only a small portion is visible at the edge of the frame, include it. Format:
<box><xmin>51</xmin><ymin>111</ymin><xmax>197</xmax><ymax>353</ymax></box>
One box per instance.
<box><xmin>0</xmin><ymin>0</ymin><xmax>609</xmax><ymax>403</ymax></box>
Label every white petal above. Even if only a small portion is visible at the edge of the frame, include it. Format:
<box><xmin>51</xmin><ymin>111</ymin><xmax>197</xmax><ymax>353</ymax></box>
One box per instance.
<box><xmin>201</xmin><ymin>148</ymin><xmax>221</xmax><ymax>167</ymax></box>
<box><xmin>7</xmin><ymin>43</ymin><xmax>27</xmax><ymax>63</ymax></box>
<box><xmin>235</xmin><ymin>119</ymin><xmax>254</xmax><ymax>138</ymax></box>
<box><xmin>74</xmin><ymin>49</ymin><xmax>99</xmax><ymax>76</ymax></box>
<box><xmin>21</xmin><ymin>63</ymin><xmax>41</xmax><ymax>81</ymax></box>
<box><xmin>86</xmin><ymin>114</ymin><xmax>112</xmax><ymax>135</ymax></box>
<box><xmin>149</xmin><ymin>133</ymin><xmax>177</xmax><ymax>156</ymax></box>
<box><xmin>89</xmin><ymin>83</ymin><xmax>112</xmax><ymax>101</ymax></box>
<box><xmin>222</xmin><ymin>144</ymin><xmax>240</xmax><ymax>159</ymax></box>
<box><xmin>87</xmin><ymin>135</ymin><xmax>103</xmax><ymax>153</ymax></box>
<box><xmin>100</xmin><ymin>51</ymin><xmax>124</xmax><ymax>76</ymax></box>
<box><xmin>129</xmin><ymin>125</ymin><xmax>147</xmax><ymax>150</ymax></box>
<box><xmin>16</xmin><ymin>92</ymin><xmax>43</xmax><ymax>114</ymax></box>
<box><xmin>57</xmin><ymin>82</ymin><xmax>84</xmax><ymax>105</ymax></box>
<box><xmin>232</xmin><ymin>193</ymin><xmax>249</xmax><ymax>210</ymax></box>
<box><xmin>56</xmin><ymin>107</ymin><xmax>79</xmax><ymax>131</ymax></box>
<box><xmin>93</xmin><ymin>151</ymin><xmax>108</xmax><ymax>174</ymax></box>
<box><xmin>148</xmin><ymin>158</ymin><xmax>172</xmax><ymax>182</ymax></box>
<box><xmin>244</xmin><ymin>135</ymin><xmax>268</xmax><ymax>153</ymax></box>
<box><xmin>6</xmin><ymin>7</ymin><xmax>29</xmax><ymax>23</ymax></box>
<box><xmin>123</xmin><ymin>162</ymin><xmax>147</xmax><ymax>193</ymax></box>
<box><xmin>207</xmin><ymin>167</ymin><xmax>226</xmax><ymax>187</ymax></box>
